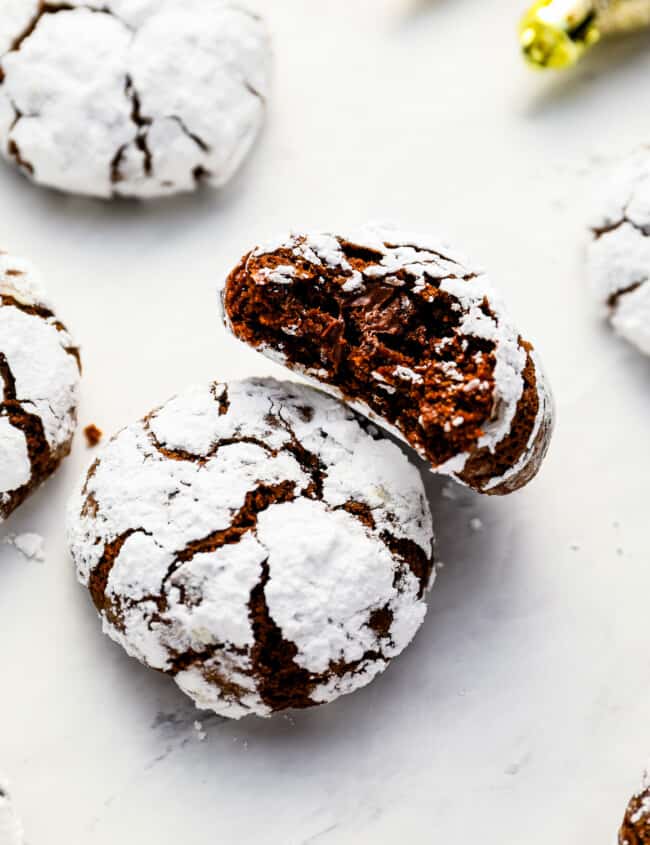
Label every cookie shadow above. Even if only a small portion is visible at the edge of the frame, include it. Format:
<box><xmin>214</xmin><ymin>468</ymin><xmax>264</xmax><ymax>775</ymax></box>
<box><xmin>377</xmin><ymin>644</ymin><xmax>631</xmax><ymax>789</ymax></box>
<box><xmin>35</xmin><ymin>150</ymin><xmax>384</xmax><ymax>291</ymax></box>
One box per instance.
<box><xmin>0</xmin><ymin>130</ymin><xmax>263</xmax><ymax>245</ymax></box>
<box><xmin>523</xmin><ymin>29</ymin><xmax>650</xmax><ymax>117</ymax></box>
<box><xmin>66</xmin><ymin>453</ymin><xmax>536</xmax><ymax>770</ymax></box>
<box><xmin>219</xmin><ymin>468</ymin><xmax>522</xmax><ymax>749</ymax></box>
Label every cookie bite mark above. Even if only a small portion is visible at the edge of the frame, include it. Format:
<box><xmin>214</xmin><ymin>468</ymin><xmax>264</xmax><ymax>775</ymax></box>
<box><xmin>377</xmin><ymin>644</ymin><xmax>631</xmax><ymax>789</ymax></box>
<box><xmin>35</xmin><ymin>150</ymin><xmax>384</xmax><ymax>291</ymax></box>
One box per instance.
<box><xmin>223</xmin><ymin>226</ymin><xmax>554</xmax><ymax>495</ymax></box>
<box><xmin>224</xmin><ymin>249</ymin><xmax>495</xmax><ymax>464</ymax></box>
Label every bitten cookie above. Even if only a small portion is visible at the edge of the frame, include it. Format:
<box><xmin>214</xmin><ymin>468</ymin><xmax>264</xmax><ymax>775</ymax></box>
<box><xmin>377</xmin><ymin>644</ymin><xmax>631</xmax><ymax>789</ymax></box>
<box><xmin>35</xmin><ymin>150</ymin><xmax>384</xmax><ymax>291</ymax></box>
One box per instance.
<box><xmin>68</xmin><ymin>378</ymin><xmax>434</xmax><ymax>719</ymax></box>
<box><xmin>0</xmin><ymin>779</ymin><xmax>24</xmax><ymax>845</ymax></box>
<box><xmin>619</xmin><ymin>765</ymin><xmax>650</xmax><ymax>844</ymax></box>
<box><xmin>0</xmin><ymin>1</ymin><xmax>270</xmax><ymax>199</ymax></box>
<box><xmin>0</xmin><ymin>252</ymin><xmax>80</xmax><ymax>522</ymax></box>
<box><xmin>222</xmin><ymin>225</ymin><xmax>554</xmax><ymax>495</ymax></box>
<box><xmin>588</xmin><ymin>148</ymin><xmax>650</xmax><ymax>356</ymax></box>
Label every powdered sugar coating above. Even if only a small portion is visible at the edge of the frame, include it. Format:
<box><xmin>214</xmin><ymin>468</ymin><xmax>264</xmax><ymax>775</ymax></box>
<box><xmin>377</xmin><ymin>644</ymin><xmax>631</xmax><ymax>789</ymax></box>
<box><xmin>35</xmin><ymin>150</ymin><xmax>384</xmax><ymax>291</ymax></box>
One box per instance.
<box><xmin>222</xmin><ymin>223</ymin><xmax>553</xmax><ymax>493</ymax></box>
<box><xmin>0</xmin><ymin>252</ymin><xmax>80</xmax><ymax>521</ymax></box>
<box><xmin>618</xmin><ymin>762</ymin><xmax>650</xmax><ymax>844</ymax></box>
<box><xmin>0</xmin><ymin>1</ymin><xmax>270</xmax><ymax>199</ymax></box>
<box><xmin>588</xmin><ymin>148</ymin><xmax>650</xmax><ymax>356</ymax></box>
<box><xmin>68</xmin><ymin>378</ymin><xmax>434</xmax><ymax>719</ymax></box>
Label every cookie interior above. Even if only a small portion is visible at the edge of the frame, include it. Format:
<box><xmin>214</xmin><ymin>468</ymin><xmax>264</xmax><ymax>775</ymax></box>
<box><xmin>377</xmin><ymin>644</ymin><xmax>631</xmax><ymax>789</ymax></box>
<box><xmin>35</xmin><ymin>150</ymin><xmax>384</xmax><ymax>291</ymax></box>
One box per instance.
<box><xmin>225</xmin><ymin>241</ymin><xmax>502</xmax><ymax>470</ymax></box>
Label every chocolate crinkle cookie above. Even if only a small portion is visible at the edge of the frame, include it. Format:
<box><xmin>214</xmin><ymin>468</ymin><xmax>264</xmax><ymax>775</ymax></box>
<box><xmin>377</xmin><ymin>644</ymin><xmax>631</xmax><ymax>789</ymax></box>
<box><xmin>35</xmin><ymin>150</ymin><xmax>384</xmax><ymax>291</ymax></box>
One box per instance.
<box><xmin>68</xmin><ymin>378</ymin><xmax>435</xmax><ymax>719</ymax></box>
<box><xmin>222</xmin><ymin>225</ymin><xmax>554</xmax><ymax>495</ymax></box>
<box><xmin>619</xmin><ymin>766</ymin><xmax>650</xmax><ymax>844</ymax></box>
<box><xmin>0</xmin><ymin>0</ymin><xmax>270</xmax><ymax>199</ymax></box>
<box><xmin>588</xmin><ymin>148</ymin><xmax>650</xmax><ymax>356</ymax></box>
<box><xmin>0</xmin><ymin>252</ymin><xmax>80</xmax><ymax>522</ymax></box>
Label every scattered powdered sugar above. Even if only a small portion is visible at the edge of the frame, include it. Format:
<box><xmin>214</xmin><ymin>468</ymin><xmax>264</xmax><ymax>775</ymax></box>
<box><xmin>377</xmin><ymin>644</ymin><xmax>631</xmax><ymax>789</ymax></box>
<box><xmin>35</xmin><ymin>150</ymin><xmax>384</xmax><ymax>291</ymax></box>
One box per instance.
<box><xmin>3</xmin><ymin>532</ymin><xmax>45</xmax><ymax>562</ymax></box>
<box><xmin>441</xmin><ymin>482</ymin><xmax>458</xmax><ymax>500</ymax></box>
<box><xmin>0</xmin><ymin>252</ymin><xmax>80</xmax><ymax>521</ymax></box>
<box><xmin>0</xmin><ymin>778</ymin><xmax>25</xmax><ymax>845</ymax></box>
<box><xmin>68</xmin><ymin>377</ymin><xmax>435</xmax><ymax>719</ymax></box>
<box><xmin>393</xmin><ymin>365</ymin><xmax>424</xmax><ymax>384</ymax></box>
<box><xmin>0</xmin><ymin>1</ymin><xmax>270</xmax><ymax>199</ymax></box>
<box><xmin>587</xmin><ymin>147</ymin><xmax>650</xmax><ymax>356</ymax></box>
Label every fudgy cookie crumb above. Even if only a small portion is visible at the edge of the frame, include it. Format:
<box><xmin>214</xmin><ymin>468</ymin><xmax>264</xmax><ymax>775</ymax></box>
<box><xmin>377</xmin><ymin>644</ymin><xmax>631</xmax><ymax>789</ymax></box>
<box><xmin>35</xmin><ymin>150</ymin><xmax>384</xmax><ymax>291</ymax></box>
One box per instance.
<box><xmin>83</xmin><ymin>424</ymin><xmax>102</xmax><ymax>448</ymax></box>
<box><xmin>68</xmin><ymin>378</ymin><xmax>435</xmax><ymax>719</ymax></box>
<box><xmin>222</xmin><ymin>225</ymin><xmax>554</xmax><ymax>495</ymax></box>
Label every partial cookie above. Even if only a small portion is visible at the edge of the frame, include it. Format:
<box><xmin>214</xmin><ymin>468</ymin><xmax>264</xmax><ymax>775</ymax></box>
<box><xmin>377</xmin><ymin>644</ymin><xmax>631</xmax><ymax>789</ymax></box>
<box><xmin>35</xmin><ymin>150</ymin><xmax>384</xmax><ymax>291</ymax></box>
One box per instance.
<box><xmin>222</xmin><ymin>225</ymin><xmax>554</xmax><ymax>495</ymax></box>
<box><xmin>588</xmin><ymin>148</ymin><xmax>650</xmax><ymax>356</ymax></box>
<box><xmin>68</xmin><ymin>378</ymin><xmax>434</xmax><ymax>719</ymax></box>
<box><xmin>0</xmin><ymin>778</ymin><xmax>25</xmax><ymax>845</ymax></box>
<box><xmin>1</xmin><ymin>252</ymin><xmax>81</xmax><ymax>522</ymax></box>
<box><xmin>0</xmin><ymin>1</ymin><xmax>270</xmax><ymax>199</ymax></box>
<box><xmin>619</xmin><ymin>765</ymin><xmax>650</xmax><ymax>844</ymax></box>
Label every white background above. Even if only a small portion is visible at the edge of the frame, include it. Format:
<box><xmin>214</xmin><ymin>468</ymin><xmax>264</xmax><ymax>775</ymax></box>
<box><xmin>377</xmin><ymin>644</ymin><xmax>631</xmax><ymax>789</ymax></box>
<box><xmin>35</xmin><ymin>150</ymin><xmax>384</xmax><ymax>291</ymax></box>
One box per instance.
<box><xmin>1</xmin><ymin>1</ymin><xmax>650</xmax><ymax>842</ymax></box>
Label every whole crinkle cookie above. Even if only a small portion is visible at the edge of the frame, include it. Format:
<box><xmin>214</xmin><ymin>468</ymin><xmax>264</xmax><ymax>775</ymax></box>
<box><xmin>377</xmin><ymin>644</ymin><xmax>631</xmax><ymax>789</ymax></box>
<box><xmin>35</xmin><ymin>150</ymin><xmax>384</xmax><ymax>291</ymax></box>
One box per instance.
<box><xmin>67</xmin><ymin>378</ymin><xmax>435</xmax><ymax>719</ymax></box>
<box><xmin>0</xmin><ymin>251</ymin><xmax>81</xmax><ymax>522</ymax></box>
<box><xmin>222</xmin><ymin>224</ymin><xmax>554</xmax><ymax>495</ymax></box>
<box><xmin>0</xmin><ymin>0</ymin><xmax>270</xmax><ymax>199</ymax></box>
<box><xmin>618</xmin><ymin>765</ymin><xmax>650</xmax><ymax>844</ymax></box>
<box><xmin>588</xmin><ymin>148</ymin><xmax>650</xmax><ymax>356</ymax></box>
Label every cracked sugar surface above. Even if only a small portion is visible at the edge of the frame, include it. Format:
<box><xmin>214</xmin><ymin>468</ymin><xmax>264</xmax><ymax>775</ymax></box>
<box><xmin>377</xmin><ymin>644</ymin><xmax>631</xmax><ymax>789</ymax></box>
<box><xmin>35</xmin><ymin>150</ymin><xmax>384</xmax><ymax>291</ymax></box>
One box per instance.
<box><xmin>588</xmin><ymin>147</ymin><xmax>650</xmax><ymax>356</ymax></box>
<box><xmin>68</xmin><ymin>377</ymin><xmax>435</xmax><ymax>719</ymax></box>
<box><xmin>618</xmin><ymin>766</ymin><xmax>650</xmax><ymax>844</ymax></box>
<box><xmin>0</xmin><ymin>1</ymin><xmax>270</xmax><ymax>199</ymax></box>
<box><xmin>0</xmin><ymin>251</ymin><xmax>80</xmax><ymax>522</ymax></box>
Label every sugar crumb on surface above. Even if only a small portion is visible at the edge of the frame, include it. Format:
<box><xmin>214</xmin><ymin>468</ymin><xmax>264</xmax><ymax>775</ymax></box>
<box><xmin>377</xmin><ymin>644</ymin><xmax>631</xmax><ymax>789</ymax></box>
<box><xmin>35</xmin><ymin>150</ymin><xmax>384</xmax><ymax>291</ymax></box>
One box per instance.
<box><xmin>3</xmin><ymin>532</ymin><xmax>45</xmax><ymax>562</ymax></box>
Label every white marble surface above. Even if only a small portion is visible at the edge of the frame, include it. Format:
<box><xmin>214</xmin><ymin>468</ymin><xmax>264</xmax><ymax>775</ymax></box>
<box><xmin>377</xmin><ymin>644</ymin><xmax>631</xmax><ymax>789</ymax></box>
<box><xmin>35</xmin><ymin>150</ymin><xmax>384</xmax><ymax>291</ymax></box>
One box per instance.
<box><xmin>1</xmin><ymin>1</ymin><xmax>650</xmax><ymax>842</ymax></box>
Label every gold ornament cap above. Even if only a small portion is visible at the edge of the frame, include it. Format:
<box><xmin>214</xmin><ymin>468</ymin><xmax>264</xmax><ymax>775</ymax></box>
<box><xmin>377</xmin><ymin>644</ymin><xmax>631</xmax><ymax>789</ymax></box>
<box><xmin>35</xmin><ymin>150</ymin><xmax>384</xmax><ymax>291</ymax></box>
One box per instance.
<box><xmin>520</xmin><ymin>0</ymin><xmax>601</xmax><ymax>69</ymax></box>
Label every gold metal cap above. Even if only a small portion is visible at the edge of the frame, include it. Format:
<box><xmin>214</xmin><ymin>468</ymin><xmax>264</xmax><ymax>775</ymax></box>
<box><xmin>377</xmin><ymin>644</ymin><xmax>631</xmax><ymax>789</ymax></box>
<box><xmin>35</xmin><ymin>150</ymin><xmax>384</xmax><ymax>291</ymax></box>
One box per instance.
<box><xmin>519</xmin><ymin>0</ymin><xmax>601</xmax><ymax>69</ymax></box>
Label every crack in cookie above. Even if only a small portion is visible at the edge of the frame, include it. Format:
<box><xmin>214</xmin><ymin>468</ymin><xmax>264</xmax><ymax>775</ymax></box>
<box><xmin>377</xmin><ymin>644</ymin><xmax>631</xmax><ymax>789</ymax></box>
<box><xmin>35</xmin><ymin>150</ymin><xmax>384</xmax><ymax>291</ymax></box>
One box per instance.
<box><xmin>588</xmin><ymin>149</ymin><xmax>650</xmax><ymax>357</ymax></box>
<box><xmin>0</xmin><ymin>1</ymin><xmax>270</xmax><ymax>199</ymax></box>
<box><xmin>69</xmin><ymin>378</ymin><xmax>435</xmax><ymax>719</ymax></box>
<box><xmin>1</xmin><ymin>253</ymin><xmax>80</xmax><ymax>522</ymax></box>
